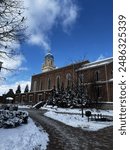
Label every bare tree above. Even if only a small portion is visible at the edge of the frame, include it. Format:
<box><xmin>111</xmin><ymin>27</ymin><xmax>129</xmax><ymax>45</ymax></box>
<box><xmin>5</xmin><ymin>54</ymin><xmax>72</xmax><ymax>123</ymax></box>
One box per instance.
<box><xmin>0</xmin><ymin>0</ymin><xmax>27</xmax><ymax>71</ymax></box>
<box><xmin>0</xmin><ymin>0</ymin><xmax>26</xmax><ymax>47</ymax></box>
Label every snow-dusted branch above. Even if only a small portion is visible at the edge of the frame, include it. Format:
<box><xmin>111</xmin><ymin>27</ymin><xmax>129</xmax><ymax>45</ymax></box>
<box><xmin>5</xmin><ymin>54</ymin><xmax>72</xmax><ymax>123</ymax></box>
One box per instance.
<box><xmin>0</xmin><ymin>0</ymin><xmax>27</xmax><ymax>74</ymax></box>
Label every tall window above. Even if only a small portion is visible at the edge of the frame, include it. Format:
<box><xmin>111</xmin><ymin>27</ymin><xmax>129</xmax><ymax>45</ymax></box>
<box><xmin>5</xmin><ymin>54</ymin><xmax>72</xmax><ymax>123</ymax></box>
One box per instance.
<box><xmin>95</xmin><ymin>71</ymin><xmax>99</xmax><ymax>81</ymax></box>
<box><xmin>40</xmin><ymin>81</ymin><xmax>43</xmax><ymax>90</ymax></box>
<box><xmin>48</xmin><ymin>78</ymin><xmax>51</xmax><ymax>89</ymax></box>
<box><xmin>66</xmin><ymin>73</ymin><xmax>72</xmax><ymax>87</ymax></box>
<box><xmin>56</xmin><ymin>76</ymin><xmax>60</xmax><ymax>90</ymax></box>
<box><xmin>38</xmin><ymin>94</ymin><xmax>42</xmax><ymax>101</ymax></box>
<box><xmin>97</xmin><ymin>86</ymin><xmax>100</xmax><ymax>98</ymax></box>
<box><xmin>33</xmin><ymin>81</ymin><xmax>37</xmax><ymax>91</ymax></box>
<box><xmin>22</xmin><ymin>95</ymin><xmax>26</xmax><ymax>104</ymax></box>
<box><xmin>79</xmin><ymin>74</ymin><xmax>84</xmax><ymax>85</ymax></box>
<box><xmin>95</xmin><ymin>86</ymin><xmax>102</xmax><ymax>99</ymax></box>
<box><xmin>50</xmin><ymin>60</ymin><xmax>52</xmax><ymax>65</ymax></box>
<box><xmin>29</xmin><ymin>95</ymin><xmax>33</xmax><ymax>102</ymax></box>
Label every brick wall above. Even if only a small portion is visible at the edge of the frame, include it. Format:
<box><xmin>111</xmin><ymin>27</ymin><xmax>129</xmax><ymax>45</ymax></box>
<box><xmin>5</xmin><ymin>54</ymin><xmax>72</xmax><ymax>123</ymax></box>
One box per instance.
<box><xmin>10</xmin><ymin>59</ymin><xmax>113</xmax><ymax>105</ymax></box>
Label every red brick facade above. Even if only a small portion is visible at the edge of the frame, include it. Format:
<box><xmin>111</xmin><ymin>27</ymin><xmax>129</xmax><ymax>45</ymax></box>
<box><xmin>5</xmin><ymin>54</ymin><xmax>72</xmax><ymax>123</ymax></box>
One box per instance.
<box><xmin>31</xmin><ymin>61</ymin><xmax>88</xmax><ymax>92</ymax></box>
<box><xmin>77</xmin><ymin>59</ymin><xmax>113</xmax><ymax>102</ymax></box>
<box><xmin>12</xmin><ymin>57</ymin><xmax>113</xmax><ymax>105</ymax></box>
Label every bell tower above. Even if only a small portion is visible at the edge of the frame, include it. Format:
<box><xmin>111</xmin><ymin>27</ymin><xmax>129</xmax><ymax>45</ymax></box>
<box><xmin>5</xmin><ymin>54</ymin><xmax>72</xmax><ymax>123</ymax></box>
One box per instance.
<box><xmin>42</xmin><ymin>49</ymin><xmax>56</xmax><ymax>72</ymax></box>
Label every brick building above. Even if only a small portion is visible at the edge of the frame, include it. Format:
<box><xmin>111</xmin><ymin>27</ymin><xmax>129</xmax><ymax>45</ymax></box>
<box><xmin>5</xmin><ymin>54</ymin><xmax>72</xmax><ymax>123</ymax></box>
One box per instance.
<box><xmin>14</xmin><ymin>51</ymin><xmax>113</xmax><ymax>105</ymax></box>
<box><xmin>77</xmin><ymin>58</ymin><xmax>113</xmax><ymax>102</ymax></box>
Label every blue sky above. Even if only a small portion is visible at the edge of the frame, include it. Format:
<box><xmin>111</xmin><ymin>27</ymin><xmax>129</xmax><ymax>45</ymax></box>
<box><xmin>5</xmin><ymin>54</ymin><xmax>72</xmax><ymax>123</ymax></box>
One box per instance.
<box><xmin>0</xmin><ymin>0</ymin><xmax>113</xmax><ymax>95</ymax></box>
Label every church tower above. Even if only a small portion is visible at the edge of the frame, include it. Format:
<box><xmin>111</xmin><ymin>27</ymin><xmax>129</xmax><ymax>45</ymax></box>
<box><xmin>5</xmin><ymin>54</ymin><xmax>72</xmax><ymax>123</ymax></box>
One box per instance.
<box><xmin>42</xmin><ymin>49</ymin><xmax>56</xmax><ymax>72</ymax></box>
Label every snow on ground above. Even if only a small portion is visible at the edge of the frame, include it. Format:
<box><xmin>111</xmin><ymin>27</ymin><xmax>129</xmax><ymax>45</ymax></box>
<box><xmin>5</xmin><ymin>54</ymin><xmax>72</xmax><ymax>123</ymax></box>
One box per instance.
<box><xmin>42</xmin><ymin>105</ymin><xmax>113</xmax><ymax>116</ymax></box>
<box><xmin>43</xmin><ymin>105</ymin><xmax>113</xmax><ymax>131</ymax></box>
<box><xmin>0</xmin><ymin>118</ymin><xmax>49</xmax><ymax>150</ymax></box>
<box><xmin>18</xmin><ymin>105</ymin><xmax>31</xmax><ymax>109</ymax></box>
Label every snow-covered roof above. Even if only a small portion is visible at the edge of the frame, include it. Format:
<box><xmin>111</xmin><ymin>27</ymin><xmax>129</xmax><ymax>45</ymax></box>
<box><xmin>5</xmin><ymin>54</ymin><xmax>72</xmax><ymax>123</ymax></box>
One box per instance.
<box><xmin>95</xmin><ymin>78</ymin><xmax>113</xmax><ymax>84</ymax></box>
<box><xmin>77</xmin><ymin>57</ymin><xmax>113</xmax><ymax>71</ymax></box>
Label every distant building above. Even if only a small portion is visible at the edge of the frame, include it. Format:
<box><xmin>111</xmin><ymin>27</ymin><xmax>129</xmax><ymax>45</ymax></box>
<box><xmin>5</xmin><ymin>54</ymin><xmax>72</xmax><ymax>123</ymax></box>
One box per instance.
<box><xmin>4</xmin><ymin>50</ymin><xmax>113</xmax><ymax>105</ymax></box>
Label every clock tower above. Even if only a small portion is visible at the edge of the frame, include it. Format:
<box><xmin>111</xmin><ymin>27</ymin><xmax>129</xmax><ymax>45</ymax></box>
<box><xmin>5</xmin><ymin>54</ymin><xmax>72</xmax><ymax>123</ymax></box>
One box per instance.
<box><xmin>42</xmin><ymin>49</ymin><xmax>56</xmax><ymax>72</ymax></box>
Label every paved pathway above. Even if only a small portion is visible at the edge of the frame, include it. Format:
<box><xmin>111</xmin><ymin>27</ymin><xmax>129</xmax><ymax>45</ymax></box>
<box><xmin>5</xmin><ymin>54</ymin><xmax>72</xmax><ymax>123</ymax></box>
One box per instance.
<box><xmin>27</xmin><ymin>109</ymin><xmax>113</xmax><ymax>150</ymax></box>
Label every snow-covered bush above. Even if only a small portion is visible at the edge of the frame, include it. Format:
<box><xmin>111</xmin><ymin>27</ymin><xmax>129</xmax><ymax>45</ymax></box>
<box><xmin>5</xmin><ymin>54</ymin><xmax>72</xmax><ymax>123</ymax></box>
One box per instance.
<box><xmin>1</xmin><ymin>104</ymin><xmax>18</xmax><ymax>111</ymax></box>
<box><xmin>46</xmin><ymin>86</ymin><xmax>90</xmax><ymax>108</ymax></box>
<box><xmin>0</xmin><ymin>110</ymin><xmax>28</xmax><ymax>128</ymax></box>
<box><xmin>46</xmin><ymin>85</ymin><xmax>104</xmax><ymax>109</ymax></box>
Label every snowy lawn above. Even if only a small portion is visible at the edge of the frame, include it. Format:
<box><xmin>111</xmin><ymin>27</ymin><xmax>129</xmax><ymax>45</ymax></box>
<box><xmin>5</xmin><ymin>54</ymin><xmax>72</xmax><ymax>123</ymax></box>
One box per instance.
<box><xmin>0</xmin><ymin>117</ymin><xmax>49</xmax><ymax>150</ymax></box>
<box><xmin>42</xmin><ymin>105</ymin><xmax>113</xmax><ymax>116</ymax></box>
<box><xmin>18</xmin><ymin>105</ymin><xmax>31</xmax><ymax>109</ymax></box>
<box><xmin>43</xmin><ymin>105</ymin><xmax>113</xmax><ymax>131</ymax></box>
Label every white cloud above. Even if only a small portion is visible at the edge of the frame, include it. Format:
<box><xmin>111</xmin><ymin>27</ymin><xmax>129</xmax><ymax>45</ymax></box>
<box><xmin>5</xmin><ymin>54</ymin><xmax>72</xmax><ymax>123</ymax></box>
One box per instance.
<box><xmin>28</xmin><ymin>34</ymin><xmax>50</xmax><ymax>51</ymax></box>
<box><xmin>0</xmin><ymin>38</ymin><xmax>29</xmax><ymax>81</ymax></box>
<box><xmin>0</xmin><ymin>52</ymin><xmax>26</xmax><ymax>78</ymax></box>
<box><xmin>24</xmin><ymin>0</ymin><xmax>78</xmax><ymax>51</ymax></box>
<box><xmin>0</xmin><ymin>0</ymin><xmax>78</xmax><ymax>95</ymax></box>
<box><xmin>19</xmin><ymin>67</ymin><xmax>28</xmax><ymax>71</ymax></box>
<box><xmin>60</xmin><ymin>0</ymin><xmax>78</xmax><ymax>32</ymax></box>
<box><xmin>0</xmin><ymin>80</ymin><xmax>31</xmax><ymax>96</ymax></box>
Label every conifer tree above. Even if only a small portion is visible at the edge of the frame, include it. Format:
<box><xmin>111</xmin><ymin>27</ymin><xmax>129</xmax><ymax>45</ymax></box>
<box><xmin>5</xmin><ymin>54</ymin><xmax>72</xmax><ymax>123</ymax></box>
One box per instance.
<box><xmin>16</xmin><ymin>84</ymin><xmax>21</xmax><ymax>93</ymax></box>
<box><xmin>24</xmin><ymin>84</ymin><xmax>29</xmax><ymax>93</ymax></box>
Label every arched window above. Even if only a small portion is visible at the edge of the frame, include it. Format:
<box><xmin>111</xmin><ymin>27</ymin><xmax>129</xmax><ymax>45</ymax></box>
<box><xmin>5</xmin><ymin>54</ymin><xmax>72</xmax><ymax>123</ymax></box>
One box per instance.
<box><xmin>56</xmin><ymin>76</ymin><xmax>60</xmax><ymax>90</ymax></box>
<box><xmin>95</xmin><ymin>71</ymin><xmax>99</xmax><ymax>81</ymax></box>
<box><xmin>66</xmin><ymin>73</ymin><xmax>72</xmax><ymax>87</ymax></box>
<box><xmin>48</xmin><ymin>78</ymin><xmax>51</xmax><ymax>89</ymax></box>
<box><xmin>50</xmin><ymin>60</ymin><xmax>52</xmax><ymax>65</ymax></box>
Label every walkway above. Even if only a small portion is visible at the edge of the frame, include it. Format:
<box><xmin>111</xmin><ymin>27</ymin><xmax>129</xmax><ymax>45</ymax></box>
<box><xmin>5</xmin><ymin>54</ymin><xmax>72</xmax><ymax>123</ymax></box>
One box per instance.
<box><xmin>27</xmin><ymin>109</ymin><xmax>113</xmax><ymax>150</ymax></box>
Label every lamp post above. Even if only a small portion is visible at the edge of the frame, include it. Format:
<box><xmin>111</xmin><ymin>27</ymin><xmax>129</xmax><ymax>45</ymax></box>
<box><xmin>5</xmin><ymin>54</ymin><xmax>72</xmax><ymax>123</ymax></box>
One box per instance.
<box><xmin>81</xmin><ymin>84</ymin><xmax>84</xmax><ymax>117</ymax></box>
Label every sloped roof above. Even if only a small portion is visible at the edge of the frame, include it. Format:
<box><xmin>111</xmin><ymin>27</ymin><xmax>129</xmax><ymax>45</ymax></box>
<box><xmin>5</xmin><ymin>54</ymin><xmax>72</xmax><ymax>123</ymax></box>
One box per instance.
<box><xmin>5</xmin><ymin>89</ymin><xmax>15</xmax><ymax>98</ymax></box>
<box><xmin>77</xmin><ymin>57</ymin><xmax>113</xmax><ymax>71</ymax></box>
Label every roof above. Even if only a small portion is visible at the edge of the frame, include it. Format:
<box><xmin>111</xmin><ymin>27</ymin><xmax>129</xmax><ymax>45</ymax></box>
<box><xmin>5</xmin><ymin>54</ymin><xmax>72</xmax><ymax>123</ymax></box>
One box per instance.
<box><xmin>77</xmin><ymin>57</ymin><xmax>113</xmax><ymax>71</ymax></box>
<box><xmin>45</xmin><ymin>53</ymin><xmax>54</xmax><ymax>59</ymax></box>
<box><xmin>32</xmin><ymin>60</ymin><xmax>89</xmax><ymax>77</ymax></box>
<box><xmin>4</xmin><ymin>89</ymin><xmax>15</xmax><ymax>98</ymax></box>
